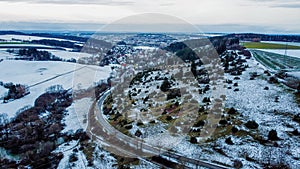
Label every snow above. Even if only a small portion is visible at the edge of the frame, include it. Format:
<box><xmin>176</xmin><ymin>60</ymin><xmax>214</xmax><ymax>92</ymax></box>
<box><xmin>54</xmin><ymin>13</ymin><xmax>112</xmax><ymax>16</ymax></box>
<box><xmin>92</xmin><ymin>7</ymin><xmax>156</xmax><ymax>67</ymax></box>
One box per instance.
<box><xmin>132</xmin><ymin>159</ymin><xmax>159</xmax><ymax>169</ymax></box>
<box><xmin>261</xmin><ymin>41</ymin><xmax>300</xmax><ymax>47</ymax></box>
<box><xmin>0</xmin><ymin>44</ymin><xmax>73</xmax><ymax>51</ymax></box>
<box><xmin>0</xmin><ymin>60</ymin><xmax>111</xmax><ymax>119</ymax></box>
<box><xmin>0</xmin><ymin>86</ymin><xmax>8</xmax><ymax>99</ymax></box>
<box><xmin>133</xmin><ymin>46</ymin><xmax>158</xmax><ymax>50</ymax></box>
<box><xmin>287</xmin><ymin>71</ymin><xmax>300</xmax><ymax>79</ymax></box>
<box><xmin>222</xmin><ymin>55</ymin><xmax>300</xmax><ymax>168</ymax></box>
<box><xmin>92</xmin><ymin>146</ymin><xmax>117</xmax><ymax>169</ymax></box>
<box><xmin>0</xmin><ymin>147</ymin><xmax>20</xmax><ymax>161</ymax></box>
<box><xmin>1</xmin><ymin>32</ymin><xmax>300</xmax><ymax>168</ymax></box>
<box><xmin>0</xmin><ymin>43</ymin><xmax>61</xmax><ymax>48</ymax></box>
<box><xmin>0</xmin><ymin>50</ymin><xmax>17</xmax><ymax>59</ymax></box>
<box><xmin>200</xmin><ymin>33</ymin><xmax>224</xmax><ymax>37</ymax></box>
<box><xmin>55</xmin><ymin>141</ymin><xmax>83</xmax><ymax>169</ymax></box>
<box><xmin>167</xmin><ymin>51</ymin><xmax>300</xmax><ymax>168</ymax></box>
<box><xmin>0</xmin><ymin>34</ymin><xmax>78</xmax><ymax>42</ymax></box>
<box><xmin>38</xmin><ymin>110</ymin><xmax>51</xmax><ymax>119</ymax></box>
<box><xmin>225</xmin><ymin>57</ymin><xmax>300</xmax><ymax>116</ymax></box>
<box><xmin>55</xmin><ymin>141</ymin><xmax>117</xmax><ymax>169</ymax></box>
<box><xmin>62</xmin><ymin>97</ymin><xmax>94</xmax><ymax>133</ymax></box>
<box><xmin>0</xmin><ymin>48</ymin><xmax>92</xmax><ymax>62</ymax></box>
<box><xmin>144</xmin><ymin>133</ymin><xmax>184</xmax><ymax>149</ymax></box>
<box><xmin>258</xmin><ymin>49</ymin><xmax>300</xmax><ymax>59</ymax></box>
<box><xmin>172</xmin><ymin>140</ymin><xmax>235</xmax><ymax>167</ymax></box>
<box><xmin>48</xmin><ymin>50</ymin><xmax>93</xmax><ymax>61</ymax></box>
<box><xmin>62</xmin><ymin>104</ymin><xmax>83</xmax><ymax>133</ymax></box>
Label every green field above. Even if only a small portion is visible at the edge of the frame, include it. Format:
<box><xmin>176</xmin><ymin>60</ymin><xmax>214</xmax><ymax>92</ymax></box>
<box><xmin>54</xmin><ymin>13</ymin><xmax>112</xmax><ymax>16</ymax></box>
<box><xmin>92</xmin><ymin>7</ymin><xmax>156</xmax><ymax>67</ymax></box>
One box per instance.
<box><xmin>241</xmin><ymin>42</ymin><xmax>300</xmax><ymax>49</ymax></box>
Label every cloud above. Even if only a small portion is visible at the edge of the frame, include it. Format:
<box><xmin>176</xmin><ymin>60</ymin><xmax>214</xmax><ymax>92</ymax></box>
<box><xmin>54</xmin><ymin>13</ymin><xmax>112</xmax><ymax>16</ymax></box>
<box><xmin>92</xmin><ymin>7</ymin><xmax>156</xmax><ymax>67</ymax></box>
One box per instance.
<box><xmin>271</xmin><ymin>3</ymin><xmax>300</xmax><ymax>8</ymax></box>
<box><xmin>0</xmin><ymin>0</ymin><xmax>134</xmax><ymax>5</ymax></box>
<box><xmin>1</xmin><ymin>21</ymin><xmax>297</xmax><ymax>34</ymax></box>
<box><xmin>244</xmin><ymin>0</ymin><xmax>300</xmax><ymax>9</ymax></box>
<box><xmin>247</xmin><ymin>0</ymin><xmax>298</xmax><ymax>2</ymax></box>
<box><xmin>196</xmin><ymin>24</ymin><xmax>290</xmax><ymax>34</ymax></box>
<box><xmin>159</xmin><ymin>2</ymin><xmax>175</xmax><ymax>7</ymax></box>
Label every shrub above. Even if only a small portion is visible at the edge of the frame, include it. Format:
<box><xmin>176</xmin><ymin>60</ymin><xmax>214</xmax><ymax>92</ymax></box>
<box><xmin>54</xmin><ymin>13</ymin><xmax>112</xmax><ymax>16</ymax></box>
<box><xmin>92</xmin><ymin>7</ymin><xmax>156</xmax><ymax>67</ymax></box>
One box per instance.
<box><xmin>225</xmin><ymin>137</ymin><xmax>234</xmax><ymax>145</ymax></box>
<box><xmin>219</xmin><ymin>119</ymin><xmax>228</xmax><ymax>125</ymax></box>
<box><xmin>160</xmin><ymin>79</ymin><xmax>171</xmax><ymax>92</ymax></box>
<box><xmin>231</xmin><ymin>126</ymin><xmax>239</xmax><ymax>133</ymax></box>
<box><xmin>190</xmin><ymin>137</ymin><xmax>197</xmax><ymax>144</ymax></box>
<box><xmin>268</xmin><ymin>130</ymin><xmax>279</xmax><ymax>141</ymax></box>
<box><xmin>69</xmin><ymin>153</ymin><xmax>78</xmax><ymax>162</ymax></box>
<box><xmin>228</xmin><ymin>107</ymin><xmax>237</xmax><ymax>115</ymax></box>
<box><xmin>245</xmin><ymin>120</ymin><xmax>259</xmax><ymax>129</ymax></box>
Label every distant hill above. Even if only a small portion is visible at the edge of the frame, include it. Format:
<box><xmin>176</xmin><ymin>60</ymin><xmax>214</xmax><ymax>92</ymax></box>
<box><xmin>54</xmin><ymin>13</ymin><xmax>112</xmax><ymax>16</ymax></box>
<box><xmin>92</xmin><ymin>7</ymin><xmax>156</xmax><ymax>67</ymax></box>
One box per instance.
<box><xmin>0</xmin><ymin>31</ymin><xmax>26</xmax><ymax>35</ymax></box>
<box><xmin>0</xmin><ymin>31</ymin><xmax>89</xmax><ymax>42</ymax></box>
<box><xmin>0</xmin><ymin>31</ymin><xmax>113</xmax><ymax>52</ymax></box>
<box><xmin>226</xmin><ymin>33</ymin><xmax>300</xmax><ymax>42</ymax></box>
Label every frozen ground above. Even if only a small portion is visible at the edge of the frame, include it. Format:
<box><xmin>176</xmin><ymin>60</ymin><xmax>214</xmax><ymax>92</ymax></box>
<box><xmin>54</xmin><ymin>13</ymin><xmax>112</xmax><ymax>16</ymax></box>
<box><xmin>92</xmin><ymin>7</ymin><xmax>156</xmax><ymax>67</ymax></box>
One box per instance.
<box><xmin>0</xmin><ymin>43</ymin><xmax>62</xmax><ymax>48</ymax></box>
<box><xmin>55</xmin><ymin>140</ymin><xmax>117</xmax><ymax>169</ymax></box>
<box><xmin>0</xmin><ymin>86</ymin><xmax>7</xmax><ymax>99</ymax></box>
<box><xmin>261</xmin><ymin>41</ymin><xmax>300</xmax><ymax>47</ymax></box>
<box><xmin>169</xmin><ymin>52</ymin><xmax>300</xmax><ymax>168</ymax></box>
<box><xmin>48</xmin><ymin>50</ymin><xmax>94</xmax><ymax>61</ymax></box>
<box><xmin>0</xmin><ymin>44</ymin><xmax>73</xmax><ymax>51</ymax></box>
<box><xmin>216</xmin><ymin>55</ymin><xmax>299</xmax><ymax>168</ymax></box>
<box><xmin>0</xmin><ymin>60</ymin><xmax>111</xmax><ymax>119</ymax></box>
<box><xmin>225</xmin><ymin>56</ymin><xmax>299</xmax><ymax>115</ymax></box>
<box><xmin>62</xmin><ymin>97</ymin><xmax>94</xmax><ymax>133</ymax></box>
<box><xmin>1</xmin><ymin>35</ymin><xmax>299</xmax><ymax>168</ymax></box>
<box><xmin>133</xmin><ymin>46</ymin><xmax>158</xmax><ymax>50</ymax></box>
<box><xmin>287</xmin><ymin>71</ymin><xmax>300</xmax><ymax>79</ymax></box>
<box><xmin>258</xmin><ymin>49</ymin><xmax>300</xmax><ymax>59</ymax></box>
<box><xmin>0</xmin><ymin>34</ymin><xmax>79</xmax><ymax>43</ymax></box>
<box><xmin>0</xmin><ymin>50</ymin><xmax>17</xmax><ymax>59</ymax></box>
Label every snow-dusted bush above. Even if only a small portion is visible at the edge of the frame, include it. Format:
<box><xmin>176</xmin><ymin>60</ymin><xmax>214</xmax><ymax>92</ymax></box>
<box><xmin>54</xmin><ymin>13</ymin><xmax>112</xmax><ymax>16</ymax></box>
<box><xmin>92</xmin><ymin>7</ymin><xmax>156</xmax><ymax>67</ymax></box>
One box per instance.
<box><xmin>15</xmin><ymin>105</ymin><xmax>32</xmax><ymax>116</ymax></box>
<box><xmin>45</xmin><ymin>85</ymin><xmax>64</xmax><ymax>93</ymax></box>
<box><xmin>0</xmin><ymin>113</ymin><xmax>9</xmax><ymax>125</ymax></box>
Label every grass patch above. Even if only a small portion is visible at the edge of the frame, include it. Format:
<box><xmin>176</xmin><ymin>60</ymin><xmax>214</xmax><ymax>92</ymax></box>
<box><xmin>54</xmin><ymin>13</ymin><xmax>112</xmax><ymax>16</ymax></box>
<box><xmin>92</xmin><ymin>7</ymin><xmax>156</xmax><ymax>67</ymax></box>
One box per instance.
<box><xmin>113</xmin><ymin>155</ymin><xmax>140</xmax><ymax>168</ymax></box>
<box><xmin>242</xmin><ymin>42</ymin><xmax>300</xmax><ymax>49</ymax></box>
<box><xmin>81</xmin><ymin>141</ymin><xmax>96</xmax><ymax>166</ymax></box>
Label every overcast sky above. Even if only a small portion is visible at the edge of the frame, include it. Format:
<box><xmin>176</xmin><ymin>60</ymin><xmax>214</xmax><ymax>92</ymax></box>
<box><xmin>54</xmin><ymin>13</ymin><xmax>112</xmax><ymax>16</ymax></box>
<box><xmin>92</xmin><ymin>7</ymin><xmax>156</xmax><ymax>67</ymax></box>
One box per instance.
<box><xmin>0</xmin><ymin>0</ymin><xmax>299</xmax><ymax>33</ymax></box>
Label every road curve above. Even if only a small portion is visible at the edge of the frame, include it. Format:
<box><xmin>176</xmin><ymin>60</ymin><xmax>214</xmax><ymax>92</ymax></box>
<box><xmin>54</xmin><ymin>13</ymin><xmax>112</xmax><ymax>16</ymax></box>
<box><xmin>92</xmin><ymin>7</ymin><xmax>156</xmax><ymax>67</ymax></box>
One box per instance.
<box><xmin>87</xmin><ymin>90</ymin><xmax>232</xmax><ymax>169</ymax></box>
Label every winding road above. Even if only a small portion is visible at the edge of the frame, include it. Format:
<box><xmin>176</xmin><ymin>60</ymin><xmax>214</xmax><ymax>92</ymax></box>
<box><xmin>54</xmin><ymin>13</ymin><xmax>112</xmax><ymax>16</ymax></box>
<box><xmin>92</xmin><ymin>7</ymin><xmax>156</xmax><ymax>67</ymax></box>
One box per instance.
<box><xmin>87</xmin><ymin>90</ymin><xmax>232</xmax><ymax>169</ymax></box>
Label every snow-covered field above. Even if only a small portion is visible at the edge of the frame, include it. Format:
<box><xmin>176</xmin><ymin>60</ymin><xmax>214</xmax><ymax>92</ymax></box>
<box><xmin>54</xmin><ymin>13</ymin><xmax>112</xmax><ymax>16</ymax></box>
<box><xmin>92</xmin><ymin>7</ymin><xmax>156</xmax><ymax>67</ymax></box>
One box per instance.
<box><xmin>258</xmin><ymin>49</ymin><xmax>300</xmax><ymax>59</ymax></box>
<box><xmin>0</xmin><ymin>60</ymin><xmax>111</xmax><ymax>119</ymax></box>
<box><xmin>0</xmin><ymin>44</ymin><xmax>56</xmax><ymax>47</ymax></box>
<box><xmin>133</xmin><ymin>46</ymin><xmax>158</xmax><ymax>50</ymax></box>
<box><xmin>225</xmin><ymin>56</ymin><xmax>299</xmax><ymax>115</ymax></box>
<box><xmin>0</xmin><ymin>48</ymin><xmax>91</xmax><ymax>61</ymax></box>
<box><xmin>1</xmin><ymin>32</ymin><xmax>300</xmax><ymax>168</ymax></box>
<box><xmin>0</xmin><ymin>43</ymin><xmax>66</xmax><ymax>49</ymax></box>
<box><xmin>261</xmin><ymin>41</ymin><xmax>300</xmax><ymax>47</ymax></box>
<box><xmin>0</xmin><ymin>44</ymin><xmax>74</xmax><ymax>51</ymax></box>
<box><xmin>0</xmin><ymin>34</ymin><xmax>78</xmax><ymax>43</ymax></box>
<box><xmin>0</xmin><ymin>50</ymin><xmax>17</xmax><ymax>59</ymax></box>
<box><xmin>62</xmin><ymin>97</ymin><xmax>94</xmax><ymax>133</ymax></box>
<box><xmin>171</xmin><ymin>53</ymin><xmax>300</xmax><ymax>168</ymax></box>
<box><xmin>54</xmin><ymin>140</ymin><xmax>117</xmax><ymax>169</ymax></box>
<box><xmin>0</xmin><ymin>86</ymin><xmax>8</xmax><ymax>99</ymax></box>
<box><xmin>222</xmin><ymin>56</ymin><xmax>300</xmax><ymax>168</ymax></box>
<box><xmin>287</xmin><ymin>71</ymin><xmax>300</xmax><ymax>79</ymax></box>
<box><xmin>48</xmin><ymin>50</ymin><xmax>94</xmax><ymax>61</ymax></box>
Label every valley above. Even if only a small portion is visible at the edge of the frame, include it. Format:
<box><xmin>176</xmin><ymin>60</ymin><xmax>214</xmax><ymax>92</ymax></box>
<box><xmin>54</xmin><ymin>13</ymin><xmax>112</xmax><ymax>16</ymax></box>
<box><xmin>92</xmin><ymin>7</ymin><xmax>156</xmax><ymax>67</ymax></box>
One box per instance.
<box><xmin>0</xmin><ymin>31</ymin><xmax>299</xmax><ymax>169</ymax></box>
